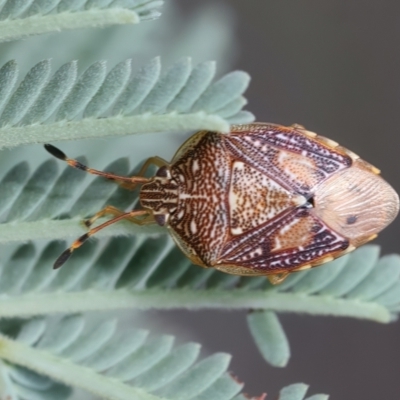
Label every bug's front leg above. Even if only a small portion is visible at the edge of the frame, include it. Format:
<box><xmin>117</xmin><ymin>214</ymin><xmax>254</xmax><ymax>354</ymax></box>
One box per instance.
<box><xmin>44</xmin><ymin>144</ymin><xmax>150</xmax><ymax>186</ymax></box>
<box><xmin>44</xmin><ymin>144</ymin><xmax>170</xmax><ymax>192</ymax></box>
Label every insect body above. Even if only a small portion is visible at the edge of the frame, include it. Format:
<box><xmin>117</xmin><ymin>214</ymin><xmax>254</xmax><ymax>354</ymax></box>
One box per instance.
<box><xmin>45</xmin><ymin>123</ymin><xmax>399</xmax><ymax>284</ymax></box>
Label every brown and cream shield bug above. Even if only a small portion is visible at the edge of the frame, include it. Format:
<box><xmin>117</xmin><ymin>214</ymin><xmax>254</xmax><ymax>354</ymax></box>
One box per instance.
<box><xmin>44</xmin><ymin>123</ymin><xmax>399</xmax><ymax>284</ymax></box>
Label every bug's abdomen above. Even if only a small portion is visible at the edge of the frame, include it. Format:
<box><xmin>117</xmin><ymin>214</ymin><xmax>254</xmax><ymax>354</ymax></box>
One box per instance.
<box><xmin>168</xmin><ymin>132</ymin><xmax>231</xmax><ymax>265</ymax></box>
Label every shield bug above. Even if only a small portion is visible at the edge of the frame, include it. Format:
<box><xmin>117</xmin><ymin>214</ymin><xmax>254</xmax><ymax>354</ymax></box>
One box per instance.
<box><xmin>45</xmin><ymin>123</ymin><xmax>399</xmax><ymax>284</ymax></box>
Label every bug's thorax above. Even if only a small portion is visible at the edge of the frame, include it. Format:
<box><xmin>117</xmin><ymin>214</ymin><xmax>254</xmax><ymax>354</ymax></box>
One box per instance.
<box><xmin>139</xmin><ymin>172</ymin><xmax>179</xmax><ymax>225</ymax></box>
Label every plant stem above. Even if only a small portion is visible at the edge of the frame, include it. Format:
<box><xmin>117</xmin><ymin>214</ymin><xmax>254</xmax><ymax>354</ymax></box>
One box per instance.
<box><xmin>0</xmin><ymin>113</ymin><xmax>229</xmax><ymax>150</ymax></box>
<box><xmin>0</xmin><ymin>289</ymin><xmax>390</xmax><ymax>323</ymax></box>
<box><xmin>0</xmin><ymin>219</ymin><xmax>163</xmax><ymax>243</ymax></box>
<box><xmin>0</xmin><ymin>9</ymin><xmax>139</xmax><ymax>43</ymax></box>
<box><xmin>0</xmin><ymin>334</ymin><xmax>163</xmax><ymax>400</ymax></box>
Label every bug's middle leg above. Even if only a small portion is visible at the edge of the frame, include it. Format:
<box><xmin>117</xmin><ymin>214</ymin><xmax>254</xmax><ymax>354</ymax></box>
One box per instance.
<box><xmin>84</xmin><ymin>205</ymin><xmax>155</xmax><ymax>228</ymax></box>
<box><xmin>55</xmin><ymin>209</ymin><xmax>150</xmax><ymax>269</ymax></box>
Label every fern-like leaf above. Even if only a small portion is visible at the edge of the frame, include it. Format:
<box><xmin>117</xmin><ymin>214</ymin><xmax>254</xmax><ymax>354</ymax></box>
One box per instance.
<box><xmin>0</xmin><ymin>57</ymin><xmax>253</xmax><ymax>150</ymax></box>
<box><xmin>0</xmin><ymin>239</ymin><xmax>397</xmax><ymax>322</ymax></box>
<box><xmin>0</xmin><ymin>109</ymin><xmax>395</xmax><ymax>371</ymax></box>
<box><xmin>0</xmin><ymin>315</ymin><xmax>249</xmax><ymax>399</ymax></box>
<box><xmin>247</xmin><ymin>311</ymin><xmax>290</xmax><ymax>368</ymax></box>
<box><xmin>0</xmin><ymin>316</ymin><xmax>329</xmax><ymax>400</ymax></box>
<box><xmin>0</xmin><ymin>236</ymin><xmax>397</xmax><ymax>369</ymax></box>
<box><xmin>278</xmin><ymin>384</ymin><xmax>329</xmax><ymax>400</ymax></box>
<box><xmin>0</xmin><ymin>0</ymin><xmax>163</xmax><ymax>43</ymax></box>
<box><xmin>0</xmin><ymin>158</ymin><xmax>161</xmax><ymax>242</ymax></box>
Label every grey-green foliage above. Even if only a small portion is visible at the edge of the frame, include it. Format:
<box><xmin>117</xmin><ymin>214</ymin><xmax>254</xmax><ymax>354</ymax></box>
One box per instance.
<box><xmin>278</xmin><ymin>384</ymin><xmax>329</xmax><ymax>400</ymax></box>
<box><xmin>0</xmin><ymin>57</ymin><xmax>253</xmax><ymax>150</ymax></box>
<box><xmin>0</xmin><ymin>157</ymin><xmax>143</xmax><ymax>224</ymax></box>
<box><xmin>0</xmin><ymin>228</ymin><xmax>398</xmax><ymax>370</ymax></box>
<box><xmin>3</xmin><ymin>365</ymin><xmax>71</xmax><ymax>400</ymax></box>
<box><xmin>0</xmin><ymin>0</ymin><xmax>392</xmax><ymax>398</ymax></box>
<box><xmin>0</xmin><ymin>0</ymin><xmax>163</xmax><ymax>43</ymax></box>
<box><xmin>247</xmin><ymin>311</ymin><xmax>290</xmax><ymax>368</ymax></box>
<box><xmin>1</xmin><ymin>0</ymin><xmax>161</xmax><ymax>19</ymax></box>
<box><xmin>0</xmin><ymin>315</ymin><xmax>329</xmax><ymax>400</ymax></box>
<box><xmin>0</xmin><ymin>151</ymin><xmax>398</xmax><ymax>372</ymax></box>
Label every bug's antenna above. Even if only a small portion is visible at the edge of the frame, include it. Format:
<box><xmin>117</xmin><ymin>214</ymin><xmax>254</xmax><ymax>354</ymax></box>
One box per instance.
<box><xmin>44</xmin><ymin>144</ymin><xmax>150</xmax><ymax>185</ymax></box>
<box><xmin>54</xmin><ymin>209</ymin><xmax>149</xmax><ymax>269</ymax></box>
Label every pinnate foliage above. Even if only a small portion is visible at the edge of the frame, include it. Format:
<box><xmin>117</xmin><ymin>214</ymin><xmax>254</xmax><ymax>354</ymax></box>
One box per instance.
<box><xmin>0</xmin><ymin>0</ymin><xmax>397</xmax><ymax>398</ymax></box>
<box><xmin>0</xmin><ymin>224</ymin><xmax>397</xmax><ymax>370</ymax></box>
<box><xmin>0</xmin><ymin>316</ymin><xmax>328</xmax><ymax>400</ymax></box>
<box><xmin>0</xmin><ymin>0</ymin><xmax>163</xmax><ymax>43</ymax></box>
<box><xmin>0</xmin><ymin>57</ymin><xmax>252</xmax><ymax>150</ymax></box>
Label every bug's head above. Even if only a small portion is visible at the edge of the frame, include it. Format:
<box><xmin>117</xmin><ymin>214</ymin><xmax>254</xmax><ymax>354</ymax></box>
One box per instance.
<box><xmin>139</xmin><ymin>166</ymin><xmax>178</xmax><ymax>227</ymax></box>
<box><xmin>312</xmin><ymin>160</ymin><xmax>399</xmax><ymax>247</ymax></box>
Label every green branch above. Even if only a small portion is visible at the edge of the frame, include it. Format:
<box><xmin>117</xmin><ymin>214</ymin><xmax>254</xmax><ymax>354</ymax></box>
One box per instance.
<box><xmin>0</xmin><ymin>9</ymin><xmax>140</xmax><ymax>43</ymax></box>
<box><xmin>0</xmin><ymin>113</ymin><xmax>229</xmax><ymax>150</ymax></box>
<box><xmin>0</xmin><ymin>219</ymin><xmax>163</xmax><ymax>243</ymax></box>
<box><xmin>0</xmin><ymin>334</ymin><xmax>163</xmax><ymax>400</ymax></box>
<box><xmin>0</xmin><ymin>289</ymin><xmax>390</xmax><ymax>323</ymax></box>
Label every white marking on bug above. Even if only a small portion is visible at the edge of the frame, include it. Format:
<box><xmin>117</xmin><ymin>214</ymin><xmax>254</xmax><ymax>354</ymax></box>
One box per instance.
<box><xmin>180</xmin><ymin>193</ymin><xmax>207</xmax><ymax>200</ymax></box>
<box><xmin>192</xmin><ymin>160</ymin><xmax>199</xmax><ymax>174</ymax></box>
<box><xmin>190</xmin><ymin>220</ymin><xmax>197</xmax><ymax>234</ymax></box>
<box><xmin>293</xmin><ymin>194</ymin><xmax>307</xmax><ymax>206</ymax></box>
<box><xmin>279</xmin><ymin>217</ymin><xmax>300</xmax><ymax>235</ymax></box>
<box><xmin>274</xmin><ymin>237</ymin><xmax>282</xmax><ymax>250</ymax></box>
<box><xmin>231</xmin><ymin>227</ymin><xmax>243</xmax><ymax>235</ymax></box>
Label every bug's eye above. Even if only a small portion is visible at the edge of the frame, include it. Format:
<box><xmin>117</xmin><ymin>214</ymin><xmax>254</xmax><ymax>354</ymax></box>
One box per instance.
<box><xmin>154</xmin><ymin>214</ymin><xmax>168</xmax><ymax>226</ymax></box>
<box><xmin>156</xmin><ymin>166</ymin><xmax>169</xmax><ymax>178</ymax></box>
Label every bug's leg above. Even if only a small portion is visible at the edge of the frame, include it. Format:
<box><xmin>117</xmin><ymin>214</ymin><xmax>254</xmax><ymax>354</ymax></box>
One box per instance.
<box><xmin>136</xmin><ymin>156</ymin><xmax>168</xmax><ymax>176</ymax></box>
<box><xmin>119</xmin><ymin>156</ymin><xmax>169</xmax><ymax>190</ymax></box>
<box><xmin>267</xmin><ymin>272</ymin><xmax>289</xmax><ymax>285</ymax></box>
<box><xmin>84</xmin><ymin>205</ymin><xmax>155</xmax><ymax>228</ymax></box>
<box><xmin>54</xmin><ymin>209</ymin><xmax>149</xmax><ymax>269</ymax></box>
<box><xmin>84</xmin><ymin>205</ymin><xmax>128</xmax><ymax>227</ymax></box>
<box><xmin>128</xmin><ymin>213</ymin><xmax>155</xmax><ymax>226</ymax></box>
<box><xmin>44</xmin><ymin>144</ymin><xmax>150</xmax><ymax>186</ymax></box>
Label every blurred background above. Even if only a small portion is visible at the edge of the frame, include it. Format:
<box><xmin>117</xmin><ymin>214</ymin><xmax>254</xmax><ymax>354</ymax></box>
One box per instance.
<box><xmin>1</xmin><ymin>1</ymin><xmax>399</xmax><ymax>399</ymax></box>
